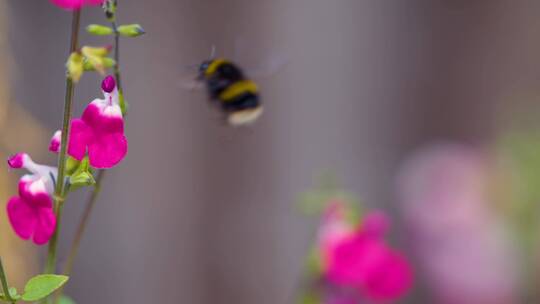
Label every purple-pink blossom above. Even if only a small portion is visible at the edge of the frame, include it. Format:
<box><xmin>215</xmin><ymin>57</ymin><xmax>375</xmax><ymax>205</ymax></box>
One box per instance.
<box><xmin>6</xmin><ymin>153</ymin><xmax>57</xmax><ymax>245</ymax></box>
<box><xmin>396</xmin><ymin>143</ymin><xmax>518</xmax><ymax>304</ymax></box>
<box><xmin>318</xmin><ymin>202</ymin><xmax>413</xmax><ymax>302</ymax></box>
<box><xmin>49</xmin><ymin>0</ymin><xmax>103</xmax><ymax>10</ymax></box>
<box><xmin>51</xmin><ymin>76</ymin><xmax>128</xmax><ymax>169</ymax></box>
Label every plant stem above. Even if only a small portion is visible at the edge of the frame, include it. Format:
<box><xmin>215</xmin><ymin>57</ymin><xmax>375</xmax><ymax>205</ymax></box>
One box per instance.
<box><xmin>112</xmin><ymin>20</ymin><xmax>122</xmax><ymax>92</ymax></box>
<box><xmin>0</xmin><ymin>258</ymin><xmax>15</xmax><ymax>304</ymax></box>
<box><xmin>45</xmin><ymin>8</ymin><xmax>81</xmax><ymax>276</ymax></box>
<box><xmin>63</xmin><ymin>170</ymin><xmax>105</xmax><ymax>278</ymax></box>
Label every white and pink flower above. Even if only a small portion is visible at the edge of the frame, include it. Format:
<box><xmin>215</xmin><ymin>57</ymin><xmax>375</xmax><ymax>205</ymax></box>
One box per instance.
<box><xmin>50</xmin><ymin>76</ymin><xmax>128</xmax><ymax>169</ymax></box>
<box><xmin>6</xmin><ymin>153</ymin><xmax>57</xmax><ymax>245</ymax></box>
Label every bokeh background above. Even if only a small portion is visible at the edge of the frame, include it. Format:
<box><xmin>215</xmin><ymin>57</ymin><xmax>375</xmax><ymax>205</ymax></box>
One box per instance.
<box><xmin>3</xmin><ymin>1</ymin><xmax>540</xmax><ymax>303</ymax></box>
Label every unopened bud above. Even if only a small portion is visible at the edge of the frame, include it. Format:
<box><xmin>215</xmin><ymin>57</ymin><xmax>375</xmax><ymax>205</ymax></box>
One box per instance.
<box><xmin>117</xmin><ymin>24</ymin><xmax>145</xmax><ymax>38</ymax></box>
<box><xmin>87</xmin><ymin>24</ymin><xmax>114</xmax><ymax>36</ymax></box>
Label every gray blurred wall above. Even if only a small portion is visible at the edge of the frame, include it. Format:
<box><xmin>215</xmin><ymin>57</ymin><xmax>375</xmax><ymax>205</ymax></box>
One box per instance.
<box><xmin>6</xmin><ymin>0</ymin><xmax>540</xmax><ymax>303</ymax></box>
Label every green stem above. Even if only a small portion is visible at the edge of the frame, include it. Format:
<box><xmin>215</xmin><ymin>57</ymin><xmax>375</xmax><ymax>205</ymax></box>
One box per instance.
<box><xmin>112</xmin><ymin>20</ymin><xmax>122</xmax><ymax>92</ymax></box>
<box><xmin>53</xmin><ymin>171</ymin><xmax>104</xmax><ymax>304</ymax></box>
<box><xmin>45</xmin><ymin>8</ymin><xmax>81</xmax><ymax>276</ymax></box>
<box><xmin>62</xmin><ymin>170</ymin><xmax>105</xmax><ymax>278</ymax></box>
<box><xmin>0</xmin><ymin>258</ymin><xmax>15</xmax><ymax>304</ymax></box>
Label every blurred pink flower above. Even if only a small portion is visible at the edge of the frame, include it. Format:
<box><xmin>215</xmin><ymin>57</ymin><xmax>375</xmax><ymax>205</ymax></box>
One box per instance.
<box><xmin>397</xmin><ymin>143</ymin><xmax>518</xmax><ymax>304</ymax></box>
<box><xmin>51</xmin><ymin>76</ymin><xmax>127</xmax><ymax>169</ymax></box>
<box><xmin>49</xmin><ymin>0</ymin><xmax>103</xmax><ymax>10</ymax></box>
<box><xmin>6</xmin><ymin>153</ymin><xmax>57</xmax><ymax>245</ymax></box>
<box><xmin>318</xmin><ymin>202</ymin><xmax>413</xmax><ymax>302</ymax></box>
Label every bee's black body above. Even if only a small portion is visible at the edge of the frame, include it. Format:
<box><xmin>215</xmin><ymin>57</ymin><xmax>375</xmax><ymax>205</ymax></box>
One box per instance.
<box><xmin>198</xmin><ymin>58</ymin><xmax>262</xmax><ymax>125</ymax></box>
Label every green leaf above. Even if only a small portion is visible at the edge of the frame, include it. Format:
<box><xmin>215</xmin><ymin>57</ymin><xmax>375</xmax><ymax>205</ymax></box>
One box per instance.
<box><xmin>117</xmin><ymin>24</ymin><xmax>146</xmax><ymax>37</ymax></box>
<box><xmin>86</xmin><ymin>24</ymin><xmax>114</xmax><ymax>36</ymax></box>
<box><xmin>119</xmin><ymin>90</ymin><xmax>128</xmax><ymax>115</ymax></box>
<box><xmin>59</xmin><ymin>295</ymin><xmax>76</xmax><ymax>304</ymax></box>
<box><xmin>21</xmin><ymin>274</ymin><xmax>69</xmax><ymax>302</ymax></box>
<box><xmin>8</xmin><ymin>287</ymin><xmax>20</xmax><ymax>300</ymax></box>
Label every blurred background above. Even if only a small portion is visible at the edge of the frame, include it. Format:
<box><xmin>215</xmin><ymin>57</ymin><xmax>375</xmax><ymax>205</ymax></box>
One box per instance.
<box><xmin>2</xmin><ymin>0</ymin><xmax>540</xmax><ymax>303</ymax></box>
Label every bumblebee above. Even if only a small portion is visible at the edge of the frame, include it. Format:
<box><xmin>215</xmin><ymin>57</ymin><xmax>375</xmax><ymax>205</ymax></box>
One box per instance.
<box><xmin>198</xmin><ymin>58</ymin><xmax>263</xmax><ymax>126</ymax></box>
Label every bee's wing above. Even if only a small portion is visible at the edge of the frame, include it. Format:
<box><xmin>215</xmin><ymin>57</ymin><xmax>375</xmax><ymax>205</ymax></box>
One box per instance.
<box><xmin>177</xmin><ymin>75</ymin><xmax>204</xmax><ymax>91</ymax></box>
<box><xmin>248</xmin><ymin>54</ymin><xmax>289</xmax><ymax>79</ymax></box>
<box><xmin>233</xmin><ymin>36</ymin><xmax>289</xmax><ymax>79</ymax></box>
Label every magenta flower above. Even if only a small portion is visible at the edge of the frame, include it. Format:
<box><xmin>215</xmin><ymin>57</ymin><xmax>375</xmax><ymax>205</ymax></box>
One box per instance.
<box><xmin>51</xmin><ymin>76</ymin><xmax>127</xmax><ymax>169</ymax></box>
<box><xmin>49</xmin><ymin>0</ymin><xmax>103</xmax><ymax>10</ymax></box>
<box><xmin>6</xmin><ymin>153</ymin><xmax>57</xmax><ymax>245</ymax></box>
<box><xmin>318</xmin><ymin>204</ymin><xmax>413</xmax><ymax>302</ymax></box>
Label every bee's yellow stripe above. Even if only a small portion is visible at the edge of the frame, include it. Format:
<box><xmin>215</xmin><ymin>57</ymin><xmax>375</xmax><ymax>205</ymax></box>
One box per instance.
<box><xmin>205</xmin><ymin>58</ymin><xmax>228</xmax><ymax>77</ymax></box>
<box><xmin>219</xmin><ymin>80</ymin><xmax>258</xmax><ymax>101</ymax></box>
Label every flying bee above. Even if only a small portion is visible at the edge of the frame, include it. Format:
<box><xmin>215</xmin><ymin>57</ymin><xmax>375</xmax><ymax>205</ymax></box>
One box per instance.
<box><xmin>197</xmin><ymin>57</ymin><xmax>263</xmax><ymax>126</ymax></box>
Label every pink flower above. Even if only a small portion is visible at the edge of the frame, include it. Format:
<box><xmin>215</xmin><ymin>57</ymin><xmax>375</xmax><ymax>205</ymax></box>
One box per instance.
<box><xmin>51</xmin><ymin>76</ymin><xmax>127</xmax><ymax>169</ymax></box>
<box><xmin>318</xmin><ymin>204</ymin><xmax>413</xmax><ymax>302</ymax></box>
<box><xmin>49</xmin><ymin>0</ymin><xmax>103</xmax><ymax>10</ymax></box>
<box><xmin>396</xmin><ymin>143</ymin><xmax>518</xmax><ymax>304</ymax></box>
<box><xmin>6</xmin><ymin>153</ymin><xmax>57</xmax><ymax>245</ymax></box>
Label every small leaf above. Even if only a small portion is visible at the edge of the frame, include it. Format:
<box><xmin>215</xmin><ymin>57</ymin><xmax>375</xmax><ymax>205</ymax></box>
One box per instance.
<box><xmin>22</xmin><ymin>274</ymin><xmax>69</xmax><ymax>302</ymax></box>
<box><xmin>117</xmin><ymin>24</ymin><xmax>145</xmax><ymax>37</ymax></box>
<box><xmin>86</xmin><ymin>24</ymin><xmax>114</xmax><ymax>36</ymax></box>
<box><xmin>0</xmin><ymin>287</ymin><xmax>21</xmax><ymax>301</ymax></box>
<box><xmin>59</xmin><ymin>295</ymin><xmax>76</xmax><ymax>304</ymax></box>
<box><xmin>119</xmin><ymin>90</ymin><xmax>128</xmax><ymax>115</ymax></box>
<box><xmin>8</xmin><ymin>287</ymin><xmax>20</xmax><ymax>300</ymax></box>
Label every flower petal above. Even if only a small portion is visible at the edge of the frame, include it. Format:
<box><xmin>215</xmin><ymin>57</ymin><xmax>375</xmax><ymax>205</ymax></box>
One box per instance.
<box><xmin>363</xmin><ymin>251</ymin><xmax>413</xmax><ymax>300</ymax></box>
<box><xmin>88</xmin><ymin>132</ymin><xmax>128</xmax><ymax>168</ymax></box>
<box><xmin>49</xmin><ymin>0</ymin><xmax>103</xmax><ymax>10</ymax></box>
<box><xmin>7</xmin><ymin>153</ymin><xmax>28</xmax><ymax>169</ymax></box>
<box><xmin>49</xmin><ymin>130</ymin><xmax>61</xmax><ymax>153</ymax></box>
<box><xmin>18</xmin><ymin>178</ymin><xmax>53</xmax><ymax>208</ymax></box>
<box><xmin>361</xmin><ymin>211</ymin><xmax>390</xmax><ymax>239</ymax></box>
<box><xmin>7</xmin><ymin>196</ymin><xmax>36</xmax><ymax>241</ymax></box>
<box><xmin>82</xmin><ymin>100</ymin><xmax>124</xmax><ymax>134</ymax></box>
<box><xmin>33</xmin><ymin>207</ymin><xmax>56</xmax><ymax>245</ymax></box>
<box><xmin>68</xmin><ymin>118</ymin><xmax>93</xmax><ymax>161</ymax></box>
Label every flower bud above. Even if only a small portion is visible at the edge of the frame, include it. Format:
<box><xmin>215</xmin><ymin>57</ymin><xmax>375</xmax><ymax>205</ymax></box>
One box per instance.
<box><xmin>66</xmin><ymin>52</ymin><xmax>84</xmax><ymax>83</ymax></box>
<box><xmin>101</xmin><ymin>75</ymin><xmax>116</xmax><ymax>93</ymax></box>
<box><xmin>81</xmin><ymin>46</ymin><xmax>111</xmax><ymax>75</ymax></box>
<box><xmin>86</xmin><ymin>24</ymin><xmax>114</xmax><ymax>36</ymax></box>
<box><xmin>117</xmin><ymin>24</ymin><xmax>145</xmax><ymax>37</ymax></box>
<box><xmin>83</xmin><ymin>57</ymin><xmax>115</xmax><ymax>71</ymax></box>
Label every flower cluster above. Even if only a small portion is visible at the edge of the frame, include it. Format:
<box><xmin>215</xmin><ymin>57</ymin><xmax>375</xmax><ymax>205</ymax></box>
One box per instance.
<box><xmin>6</xmin><ymin>76</ymin><xmax>127</xmax><ymax>245</ymax></box>
<box><xmin>305</xmin><ymin>200</ymin><xmax>413</xmax><ymax>303</ymax></box>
